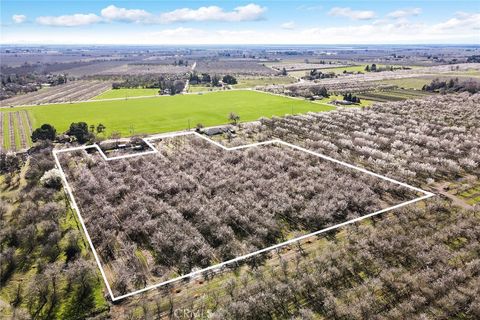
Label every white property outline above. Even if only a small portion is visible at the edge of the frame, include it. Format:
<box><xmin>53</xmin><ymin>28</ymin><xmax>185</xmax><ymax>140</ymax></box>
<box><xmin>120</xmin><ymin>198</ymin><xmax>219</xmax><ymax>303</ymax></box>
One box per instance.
<box><xmin>53</xmin><ymin>131</ymin><xmax>435</xmax><ymax>301</ymax></box>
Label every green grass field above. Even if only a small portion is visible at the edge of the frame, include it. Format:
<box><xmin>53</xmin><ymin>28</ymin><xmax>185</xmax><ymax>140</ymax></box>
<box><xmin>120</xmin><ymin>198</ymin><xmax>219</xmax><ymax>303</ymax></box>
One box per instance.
<box><xmin>459</xmin><ymin>185</ymin><xmax>480</xmax><ymax>205</ymax></box>
<box><xmin>289</xmin><ymin>64</ymin><xmax>416</xmax><ymax>77</ymax></box>
<box><xmin>5</xmin><ymin>90</ymin><xmax>334</xmax><ymax>137</ymax></box>
<box><xmin>93</xmin><ymin>88</ymin><xmax>160</xmax><ymax>100</ymax></box>
<box><xmin>12</xmin><ymin>114</ymin><xmax>21</xmax><ymax>149</ymax></box>
<box><xmin>287</xmin><ymin>70</ymin><xmax>309</xmax><ymax>78</ymax></box>
<box><xmin>20</xmin><ymin>112</ymin><xmax>32</xmax><ymax>147</ymax></box>
<box><xmin>233</xmin><ymin>76</ymin><xmax>297</xmax><ymax>88</ymax></box>
<box><xmin>318</xmin><ymin>94</ymin><xmax>374</xmax><ymax>107</ymax></box>
<box><xmin>357</xmin><ymin>88</ymin><xmax>432</xmax><ymax>102</ymax></box>
<box><xmin>319</xmin><ymin>65</ymin><xmax>367</xmax><ymax>74</ymax></box>
<box><xmin>187</xmin><ymin>85</ymin><xmax>223</xmax><ymax>93</ymax></box>
<box><xmin>378</xmin><ymin>77</ymin><xmax>431</xmax><ymax>89</ymax></box>
<box><xmin>2</xmin><ymin>114</ymin><xmax>9</xmax><ymax>149</ymax></box>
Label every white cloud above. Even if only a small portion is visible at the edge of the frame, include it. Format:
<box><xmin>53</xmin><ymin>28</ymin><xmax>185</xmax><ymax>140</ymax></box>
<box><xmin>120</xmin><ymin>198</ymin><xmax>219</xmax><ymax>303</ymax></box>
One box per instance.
<box><xmin>387</xmin><ymin>8</ymin><xmax>422</xmax><ymax>19</ymax></box>
<box><xmin>36</xmin><ymin>13</ymin><xmax>101</xmax><ymax>27</ymax></box>
<box><xmin>296</xmin><ymin>5</ymin><xmax>323</xmax><ymax>11</ymax></box>
<box><xmin>159</xmin><ymin>3</ymin><xmax>266</xmax><ymax>23</ymax></box>
<box><xmin>430</xmin><ymin>12</ymin><xmax>480</xmax><ymax>31</ymax></box>
<box><xmin>100</xmin><ymin>5</ymin><xmax>151</xmax><ymax>22</ymax></box>
<box><xmin>281</xmin><ymin>21</ymin><xmax>295</xmax><ymax>30</ymax></box>
<box><xmin>144</xmin><ymin>14</ymin><xmax>478</xmax><ymax>45</ymax></box>
<box><xmin>9</xmin><ymin>10</ymin><xmax>478</xmax><ymax>44</ymax></box>
<box><xmin>12</xmin><ymin>14</ymin><xmax>27</xmax><ymax>24</ymax></box>
<box><xmin>33</xmin><ymin>3</ymin><xmax>266</xmax><ymax>26</ymax></box>
<box><xmin>3</xmin><ymin>20</ymin><xmax>478</xmax><ymax>44</ymax></box>
<box><xmin>329</xmin><ymin>7</ymin><xmax>375</xmax><ymax>20</ymax></box>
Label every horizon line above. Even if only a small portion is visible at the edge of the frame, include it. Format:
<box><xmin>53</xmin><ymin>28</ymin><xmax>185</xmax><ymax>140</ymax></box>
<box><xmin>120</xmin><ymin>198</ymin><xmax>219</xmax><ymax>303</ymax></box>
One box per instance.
<box><xmin>2</xmin><ymin>43</ymin><xmax>480</xmax><ymax>47</ymax></box>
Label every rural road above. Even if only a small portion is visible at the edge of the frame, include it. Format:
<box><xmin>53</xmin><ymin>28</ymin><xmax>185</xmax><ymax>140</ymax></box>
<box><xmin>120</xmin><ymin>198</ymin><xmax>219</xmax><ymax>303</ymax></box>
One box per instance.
<box><xmin>183</xmin><ymin>61</ymin><xmax>197</xmax><ymax>94</ymax></box>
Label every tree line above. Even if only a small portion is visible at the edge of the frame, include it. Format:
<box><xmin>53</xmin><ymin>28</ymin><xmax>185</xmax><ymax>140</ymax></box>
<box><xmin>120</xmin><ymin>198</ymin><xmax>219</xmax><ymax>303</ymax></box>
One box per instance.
<box><xmin>31</xmin><ymin>121</ymin><xmax>107</xmax><ymax>145</ymax></box>
<box><xmin>111</xmin><ymin>75</ymin><xmax>186</xmax><ymax>95</ymax></box>
<box><xmin>422</xmin><ymin>78</ymin><xmax>480</xmax><ymax>94</ymax></box>
<box><xmin>189</xmin><ymin>72</ymin><xmax>238</xmax><ymax>86</ymax></box>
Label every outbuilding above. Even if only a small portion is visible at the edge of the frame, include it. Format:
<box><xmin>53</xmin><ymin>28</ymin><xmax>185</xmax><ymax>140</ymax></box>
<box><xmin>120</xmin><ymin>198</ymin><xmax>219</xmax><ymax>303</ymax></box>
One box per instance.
<box><xmin>204</xmin><ymin>126</ymin><xmax>236</xmax><ymax>136</ymax></box>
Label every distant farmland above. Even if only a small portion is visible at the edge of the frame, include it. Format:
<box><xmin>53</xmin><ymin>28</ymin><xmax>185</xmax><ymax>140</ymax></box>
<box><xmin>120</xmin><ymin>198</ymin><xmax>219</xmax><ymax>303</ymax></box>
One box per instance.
<box><xmin>1</xmin><ymin>90</ymin><xmax>334</xmax><ymax>144</ymax></box>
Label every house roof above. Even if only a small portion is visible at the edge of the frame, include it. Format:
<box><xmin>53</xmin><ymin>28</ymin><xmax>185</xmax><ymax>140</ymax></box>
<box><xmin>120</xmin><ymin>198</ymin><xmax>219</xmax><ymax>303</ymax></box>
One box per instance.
<box><xmin>205</xmin><ymin>127</ymin><xmax>225</xmax><ymax>136</ymax></box>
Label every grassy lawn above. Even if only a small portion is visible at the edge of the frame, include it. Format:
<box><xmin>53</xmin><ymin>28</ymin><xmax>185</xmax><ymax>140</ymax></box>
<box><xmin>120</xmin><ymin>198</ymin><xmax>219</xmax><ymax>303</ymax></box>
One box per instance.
<box><xmin>319</xmin><ymin>65</ymin><xmax>367</xmax><ymax>74</ymax></box>
<box><xmin>93</xmin><ymin>88</ymin><xmax>160</xmax><ymax>100</ymax></box>
<box><xmin>233</xmin><ymin>76</ymin><xmax>297</xmax><ymax>88</ymax></box>
<box><xmin>287</xmin><ymin>66</ymin><xmax>364</xmax><ymax>77</ymax></box>
<box><xmin>2</xmin><ymin>114</ymin><xmax>9</xmax><ymax>149</ymax></box>
<box><xmin>459</xmin><ymin>185</ymin><xmax>480</xmax><ymax>205</ymax></box>
<box><xmin>318</xmin><ymin>94</ymin><xmax>374</xmax><ymax>107</ymax></box>
<box><xmin>379</xmin><ymin>77</ymin><xmax>431</xmax><ymax>89</ymax></box>
<box><xmin>12</xmin><ymin>113</ymin><xmax>21</xmax><ymax>149</ymax></box>
<box><xmin>5</xmin><ymin>90</ymin><xmax>334</xmax><ymax>137</ymax></box>
<box><xmin>444</xmin><ymin>69</ymin><xmax>480</xmax><ymax>77</ymax></box>
<box><xmin>187</xmin><ymin>85</ymin><xmax>223</xmax><ymax>93</ymax></box>
<box><xmin>20</xmin><ymin>112</ymin><xmax>32</xmax><ymax>147</ymax></box>
<box><xmin>290</xmin><ymin>64</ymin><xmax>417</xmax><ymax>76</ymax></box>
<box><xmin>288</xmin><ymin>70</ymin><xmax>309</xmax><ymax>78</ymax></box>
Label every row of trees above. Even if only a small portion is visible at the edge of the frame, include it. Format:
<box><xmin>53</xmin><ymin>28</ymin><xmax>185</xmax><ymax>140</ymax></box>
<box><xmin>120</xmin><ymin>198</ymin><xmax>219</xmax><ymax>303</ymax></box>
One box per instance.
<box><xmin>172</xmin><ymin>59</ymin><xmax>189</xmax><ymax>67</ymax></box>
<box><xmin>31</xmin><ymin>122</ymin><xmax>106</xmax><ymax>144</ymax></box>
<box><xmin>111</xmin><ymin>75</ymin><xmax>186</xmax><ymax>95</ymax></box>
<box><xmin>343</xmin><ymin>92</ymin><xmax>361</xmax><ymax>103</ymax></box>
<box><xmin>422</xmin><ymin>78</ymin><xmax>480</xmax><ymax>94</ymax></box>
<box><xmin>303</xmin><ymin>69</ymin><xmax>336</xmax><ymax>80</ymax></box>
<box><xmin>278</xmin><ymin>85</ymin><xmax>329</xmax><ymax>99</ymax></box>
<box><xmin>364</xmin><ymin>64</ymin><xmax>410</xmax><ymax>72</ymax></box>
<box><xmin>189</xmin><ymin>72</ymin><xmax>238</xmax><ymax>86</ymax></box>
<box><xmin>1</xmin><ymin>73</ymin><xmax>68</xmax><ymax>100</ymax></box>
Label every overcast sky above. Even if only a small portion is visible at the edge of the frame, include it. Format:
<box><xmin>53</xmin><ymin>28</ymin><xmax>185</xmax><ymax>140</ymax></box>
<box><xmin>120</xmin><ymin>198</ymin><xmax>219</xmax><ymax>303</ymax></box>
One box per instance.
<box><xmin>1</xmin><ymin>1</ymin><xmax>479</xmax><ymax>44</ymax></box>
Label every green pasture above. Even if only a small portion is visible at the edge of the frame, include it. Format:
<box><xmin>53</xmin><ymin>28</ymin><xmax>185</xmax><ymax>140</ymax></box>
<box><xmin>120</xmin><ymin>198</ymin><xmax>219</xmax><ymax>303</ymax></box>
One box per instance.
<box><xmin>319</xmin><ymin>94</ymin><xmax>374</xmax><ymax>107</ymax></box>
<box><xmin>93</xmin><ymin>88</ymin><xmax>160</xmax><ymax>100</ymax></box>
<box><xmin>288</xmin><ymin>65</ymin><xmax>366</xmax><ymax>76</ymax></box>
<box><xmin>289</xmin><ymin>64</ymin><xmax>417</xmax><ymax>76</ymax></box>
<box><xmin>378</xmin><ymin>77</ymin><xmax>431</xmax><ymax>89</ymax></box>
<box><xmin>187</xmin><ymin>85</ymin><xmax>222</xmax><ymax>93</ymax></box>
<box><xmin>233</xmin><ymin>76</ymin><xmax>297</xmax><ymax>88</ymax></box>
<box><xmin>2</xmin><ymin>114</ymin><xmax>9</xmax><ymax>149</ymax></box>
<box><xmin>357</xmin><ymin>88</ymin><xmax>432</xmax><ymax>102</ymax></box>
<box><xmin>287</xmin><ymin>70</ymin><xmax>309</xmax><ymax>78</ymax></box>
<box><xmin>319</xmin><ymin>65</ymin><xmax>367</xmax><ymax>74</ymax></box>
<box><xmin>5</xmin><ymin>90</ymin><xmax>335</xmax><ymax>137</ymax></box>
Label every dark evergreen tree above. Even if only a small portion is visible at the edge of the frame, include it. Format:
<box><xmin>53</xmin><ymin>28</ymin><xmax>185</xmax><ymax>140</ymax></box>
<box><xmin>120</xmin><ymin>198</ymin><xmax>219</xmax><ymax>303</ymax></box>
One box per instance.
<box><xmin>31</xmin><ymin>124</ymin><xmax>56</xmax><ymax>142</ymax></box>
<box><xmin>66</xmin><ymin>122</ymin><xmax>93</xmax><ymax>144</ymax></box>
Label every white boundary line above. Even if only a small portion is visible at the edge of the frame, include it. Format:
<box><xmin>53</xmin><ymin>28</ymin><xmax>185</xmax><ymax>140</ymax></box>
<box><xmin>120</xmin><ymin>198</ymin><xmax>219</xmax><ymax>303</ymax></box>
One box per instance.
<box><xmin>53</xmin><ymin>131</ymin><xmax>434</xmax><ymax>301</ymax></box>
